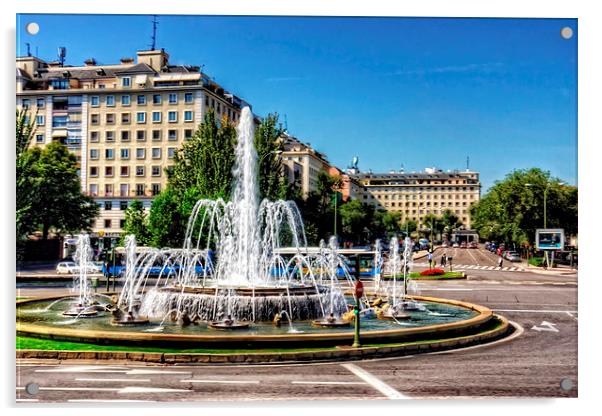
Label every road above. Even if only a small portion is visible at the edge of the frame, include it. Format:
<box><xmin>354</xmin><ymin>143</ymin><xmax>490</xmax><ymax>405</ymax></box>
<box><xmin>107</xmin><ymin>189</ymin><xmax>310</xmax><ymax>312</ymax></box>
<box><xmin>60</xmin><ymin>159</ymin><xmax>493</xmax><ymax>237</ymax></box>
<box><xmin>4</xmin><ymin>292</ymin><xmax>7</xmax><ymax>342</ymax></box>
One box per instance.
<box><xmin>16</xmin><ymin>251</ymin><xmax>578</xmax><ymax>402</ymax></box>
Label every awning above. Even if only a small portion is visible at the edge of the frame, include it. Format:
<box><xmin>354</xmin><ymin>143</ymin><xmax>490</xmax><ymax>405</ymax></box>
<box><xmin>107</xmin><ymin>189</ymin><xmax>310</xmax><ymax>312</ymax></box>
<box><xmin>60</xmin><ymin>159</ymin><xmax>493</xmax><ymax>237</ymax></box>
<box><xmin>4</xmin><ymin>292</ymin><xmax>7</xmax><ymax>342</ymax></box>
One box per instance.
<box><xmin>134</xmin><ymin>74</ymin><xmax>148</xmax><ymax>84</ymax></box>
<box><xmin>154</xmin><ymin>73</ymin><xmax>201</xmax><ymax>82</ymax></box>
<box><xmin>52</xmin><ymin>130</ymin><xmax>67</xmax><ymax>138</ymax></box>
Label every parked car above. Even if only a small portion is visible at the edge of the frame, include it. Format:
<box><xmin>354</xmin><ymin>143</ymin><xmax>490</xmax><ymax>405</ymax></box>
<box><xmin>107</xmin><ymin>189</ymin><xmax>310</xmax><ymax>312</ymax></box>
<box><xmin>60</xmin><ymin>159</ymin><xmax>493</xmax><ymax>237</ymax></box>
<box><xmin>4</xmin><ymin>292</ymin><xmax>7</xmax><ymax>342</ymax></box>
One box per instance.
<box><xmin>56</xmin><ymin>261</ymin><xmax>77</xmax><ymax>274</ymax></box>
<box><xmin>460</xmin><ymin>241</ymin><xmax>467</xmax><ymax>249</ymax></box>
<box><xmin>504</xmin><ymin>251</ymin><xmax>521</xmax><ymax>262</ymax></box>
<box><xmin>452</xmin><ymin>242</ymin><xmax>460</xmax><ymax>248</ymax></box>
<box><xmin>468</xmin><ymin>241</ymin><xmax>478</xmax><ymax>249</ymax></box>
<box><xmin>442</xmin><ymin>241</ymin><xmax>449</xmax><ymax>248</ymax></box>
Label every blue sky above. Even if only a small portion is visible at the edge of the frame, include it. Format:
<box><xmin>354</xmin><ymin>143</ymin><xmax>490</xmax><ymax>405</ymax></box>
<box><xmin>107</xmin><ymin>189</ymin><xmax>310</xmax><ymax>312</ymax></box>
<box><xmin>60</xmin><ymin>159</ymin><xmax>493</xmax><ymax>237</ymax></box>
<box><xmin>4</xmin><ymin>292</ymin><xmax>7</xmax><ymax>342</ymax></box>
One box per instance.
<box><xmin>17</xmin><ymin>14</ymin><xmax>577</xmax><ymax>191</ymax></box>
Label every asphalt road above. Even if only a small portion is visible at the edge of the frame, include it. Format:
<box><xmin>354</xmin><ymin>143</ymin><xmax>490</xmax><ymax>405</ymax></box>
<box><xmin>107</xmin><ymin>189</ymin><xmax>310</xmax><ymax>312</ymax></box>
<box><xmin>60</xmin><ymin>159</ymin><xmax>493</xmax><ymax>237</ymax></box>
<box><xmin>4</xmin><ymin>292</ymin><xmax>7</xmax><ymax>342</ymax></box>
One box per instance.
<box><xmin>16</xmin><ymin>253</ymin><xmax>578</xmax><ymax>402</ymax></box>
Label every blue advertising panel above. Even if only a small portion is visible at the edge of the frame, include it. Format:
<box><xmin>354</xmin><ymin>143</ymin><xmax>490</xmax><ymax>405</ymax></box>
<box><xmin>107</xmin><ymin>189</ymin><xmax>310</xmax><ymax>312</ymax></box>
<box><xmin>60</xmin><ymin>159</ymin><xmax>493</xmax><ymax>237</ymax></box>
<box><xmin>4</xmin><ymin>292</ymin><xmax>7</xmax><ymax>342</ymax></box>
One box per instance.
<box><xmin>536</xmin><ymin>229</ymin><xmax>565</xmax><ymax>250</ymax></box>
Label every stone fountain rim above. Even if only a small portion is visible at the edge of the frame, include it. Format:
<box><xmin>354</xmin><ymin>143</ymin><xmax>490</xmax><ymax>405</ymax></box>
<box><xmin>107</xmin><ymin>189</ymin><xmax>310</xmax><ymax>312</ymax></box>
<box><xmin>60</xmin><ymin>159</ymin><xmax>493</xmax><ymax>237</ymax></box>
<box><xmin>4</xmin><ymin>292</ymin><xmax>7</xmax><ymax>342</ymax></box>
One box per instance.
<box><xmin>16</xmin><ymin>294</ymin><xmax>493</xmax><ymax>345</ymax></box>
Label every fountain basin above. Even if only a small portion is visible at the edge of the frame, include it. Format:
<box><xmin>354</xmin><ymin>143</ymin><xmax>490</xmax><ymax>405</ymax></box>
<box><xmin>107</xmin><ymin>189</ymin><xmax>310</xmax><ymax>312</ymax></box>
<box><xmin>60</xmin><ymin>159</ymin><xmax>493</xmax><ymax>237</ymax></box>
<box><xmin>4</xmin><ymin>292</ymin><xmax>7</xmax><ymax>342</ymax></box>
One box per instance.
<box><xmin>208</xmin><ymin>321</ymin><xmax>251</xmax><ymax>330</ymax></box>
<box><xmin>17</xmin><ymin>295</ymin><xmax>497</xmax><ymax>349</ymax></box>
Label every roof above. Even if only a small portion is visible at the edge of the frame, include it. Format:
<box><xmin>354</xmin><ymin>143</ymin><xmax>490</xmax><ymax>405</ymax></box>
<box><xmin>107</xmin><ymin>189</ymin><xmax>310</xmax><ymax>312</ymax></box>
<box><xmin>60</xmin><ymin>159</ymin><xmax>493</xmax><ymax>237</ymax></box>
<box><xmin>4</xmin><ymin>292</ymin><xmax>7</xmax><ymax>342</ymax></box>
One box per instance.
<box><xmin>113</xmin><ymin>63</ymin><xmax>156</xmax><ymax>75</ymax></box>
<box><xmin>354</xmin><ymin>172</ymin><xmax>478</xmax><ymax>180</ymax></box>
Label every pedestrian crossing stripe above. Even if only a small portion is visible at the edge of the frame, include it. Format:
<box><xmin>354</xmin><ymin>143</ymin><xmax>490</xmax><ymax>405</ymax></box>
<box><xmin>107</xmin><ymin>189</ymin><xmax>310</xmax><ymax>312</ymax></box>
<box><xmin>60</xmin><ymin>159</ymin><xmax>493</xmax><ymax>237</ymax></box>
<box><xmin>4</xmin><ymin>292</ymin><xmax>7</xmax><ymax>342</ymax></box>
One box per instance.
<box><xmin>440</xmin><ymin>264</ymin><xmax>525</xmax><ymax>272</ymax></box>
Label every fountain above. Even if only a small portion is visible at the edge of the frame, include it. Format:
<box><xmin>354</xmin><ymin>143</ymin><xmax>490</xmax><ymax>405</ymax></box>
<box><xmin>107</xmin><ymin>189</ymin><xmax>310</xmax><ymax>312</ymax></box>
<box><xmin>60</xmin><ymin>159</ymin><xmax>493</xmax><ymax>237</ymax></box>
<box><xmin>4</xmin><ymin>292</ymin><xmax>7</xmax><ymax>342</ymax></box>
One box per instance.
<box><xmin>62</xmin><ymin>234</ymin><xmax>102</xmax><ymax>317</ymax></box>
<box><xmin>16</xmin><ymin>105</ymin><xmax>509</xmax><ymax>355</ymax></box>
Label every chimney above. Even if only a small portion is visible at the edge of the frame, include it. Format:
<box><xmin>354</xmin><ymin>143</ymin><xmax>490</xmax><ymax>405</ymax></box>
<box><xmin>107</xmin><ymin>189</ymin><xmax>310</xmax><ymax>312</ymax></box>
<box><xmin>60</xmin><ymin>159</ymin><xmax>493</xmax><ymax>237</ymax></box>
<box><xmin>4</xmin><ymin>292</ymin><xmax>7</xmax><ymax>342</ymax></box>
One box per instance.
<box><xmin>136</xmin><ymin>49</ymin><xmax>169</xmax><ymax>72</ymax></box>
<box><xmin>84</xmin><ymin>58</ymin><xmax>97</xmax><ymax>66</ymax></box>
<box><xmin>120</xmin><ymin>57</ymin><xmax>134</xmax><ymax>64</ymax></box>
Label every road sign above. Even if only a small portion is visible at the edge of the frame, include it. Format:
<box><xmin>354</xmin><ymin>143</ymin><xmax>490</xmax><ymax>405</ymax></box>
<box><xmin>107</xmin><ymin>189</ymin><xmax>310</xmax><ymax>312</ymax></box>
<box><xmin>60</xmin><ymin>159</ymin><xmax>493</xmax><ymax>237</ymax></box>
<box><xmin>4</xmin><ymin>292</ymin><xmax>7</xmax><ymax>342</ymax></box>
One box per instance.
<box><xmin>536</xmin><ymin>229</ymin><xmax>565</xmax><ymax>250</ymax></box>
<box><xmin>354</xmin><ymin>280</ymin><xmax>364</xmax><ymax>298</ymax></box>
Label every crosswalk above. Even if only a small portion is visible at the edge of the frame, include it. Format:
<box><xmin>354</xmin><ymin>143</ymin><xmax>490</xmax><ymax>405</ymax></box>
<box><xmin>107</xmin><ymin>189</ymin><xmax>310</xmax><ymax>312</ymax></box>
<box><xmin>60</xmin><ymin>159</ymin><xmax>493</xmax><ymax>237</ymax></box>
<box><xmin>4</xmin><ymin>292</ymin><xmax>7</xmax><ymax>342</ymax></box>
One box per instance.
<box><xmin>456</xmin><ymin>264</ymin><xmax>524</xmax><ymax>272</ymax></box>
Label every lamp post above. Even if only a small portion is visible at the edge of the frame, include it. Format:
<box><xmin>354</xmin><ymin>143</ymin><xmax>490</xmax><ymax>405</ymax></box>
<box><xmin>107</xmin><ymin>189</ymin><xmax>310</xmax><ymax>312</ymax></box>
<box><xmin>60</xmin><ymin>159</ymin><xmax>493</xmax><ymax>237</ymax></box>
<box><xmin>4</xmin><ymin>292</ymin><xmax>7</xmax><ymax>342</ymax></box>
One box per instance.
<box><xmin>525</xmin><ymin>180</ymin><xmax>565</xmax><ymax>268</ymax></box>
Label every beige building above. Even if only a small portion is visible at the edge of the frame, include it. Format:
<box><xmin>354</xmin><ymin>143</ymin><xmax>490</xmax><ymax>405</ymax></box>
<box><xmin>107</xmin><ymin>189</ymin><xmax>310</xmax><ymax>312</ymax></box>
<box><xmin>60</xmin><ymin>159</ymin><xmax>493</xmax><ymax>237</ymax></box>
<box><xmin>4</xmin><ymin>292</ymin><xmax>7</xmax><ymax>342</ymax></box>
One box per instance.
<box><xmin>16</xmin><ymin>49</ymin><xmax>249</xmax><ymax>240</ymax></box>
<box><xmin>352</xmin><ymin>167</ymin><xmax>481</xmax><ymax>230</ymax></box>
<box><xmin>281</xmin><ymin>133</ymin><xmax>333</xmax><ymax>197</ymax></box>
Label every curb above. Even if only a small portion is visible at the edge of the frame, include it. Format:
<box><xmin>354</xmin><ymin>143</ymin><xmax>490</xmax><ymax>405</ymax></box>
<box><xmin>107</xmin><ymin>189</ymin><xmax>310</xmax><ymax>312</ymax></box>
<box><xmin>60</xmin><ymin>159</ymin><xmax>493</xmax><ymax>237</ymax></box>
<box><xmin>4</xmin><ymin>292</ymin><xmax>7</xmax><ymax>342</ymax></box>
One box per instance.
<box><xmin>17</xmin><ymin>315</ymin><xmax>511</xmax><ymax>364</ymax></box>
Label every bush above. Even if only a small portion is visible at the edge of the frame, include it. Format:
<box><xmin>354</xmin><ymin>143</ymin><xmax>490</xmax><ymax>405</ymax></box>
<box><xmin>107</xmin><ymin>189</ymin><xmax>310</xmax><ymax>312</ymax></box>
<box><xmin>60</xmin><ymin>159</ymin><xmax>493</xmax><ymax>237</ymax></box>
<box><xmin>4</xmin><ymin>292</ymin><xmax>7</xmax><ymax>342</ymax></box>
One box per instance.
<box><xmin>528</xmin><ymin>257</ymin><xmax>545</xmax><ymax>267</ymax></box>
<box><xmin>420</xmin><ymin>268</ymin><xmax>445</xmax><ymax>276</ymax></box>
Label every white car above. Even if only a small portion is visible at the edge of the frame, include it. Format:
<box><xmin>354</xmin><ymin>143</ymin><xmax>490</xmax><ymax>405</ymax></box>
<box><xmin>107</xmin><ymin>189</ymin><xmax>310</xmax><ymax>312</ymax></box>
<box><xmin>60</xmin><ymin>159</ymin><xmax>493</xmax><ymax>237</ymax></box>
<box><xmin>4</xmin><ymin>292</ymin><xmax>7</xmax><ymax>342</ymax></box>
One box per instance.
<box><xmin>56</xmin><ymin>261</ymin><xmax>77</xmax><ymax>274</ymax></box>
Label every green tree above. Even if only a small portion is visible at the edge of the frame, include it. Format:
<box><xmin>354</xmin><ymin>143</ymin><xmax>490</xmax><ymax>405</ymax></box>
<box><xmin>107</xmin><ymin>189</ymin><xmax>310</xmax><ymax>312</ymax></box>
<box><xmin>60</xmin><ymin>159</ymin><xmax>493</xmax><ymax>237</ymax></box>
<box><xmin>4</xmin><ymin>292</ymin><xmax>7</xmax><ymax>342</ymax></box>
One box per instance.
<box><xmin>255</xmin><ymin>114</ymin><xmax>286</xmax><ymax>200</ymax></box>
<box><xmin>372</xmin><ymin>210</ymin><xmax>402</xmax><ymax>238</ymax></box>
<box><xmin>441</xmin><ymin>210</ymin><xmax>463</xmax><ymax>240</ymax></box>
<box><xmin>16</xmin><ymin>109</ymin><xmax>38</xmax><ymax>241</ymax></box>
<box><xmin>148</xmin><ymin>189</ymin><xmax>187</xmax><ymax>248</ymax></box>
<box><xmin>167</xmin><ymin>110</ymin><xmax>237</xmax><ymax>200</ymax></box>
<box><xmin>400</xmin><ymin>219</ymin><xmax>418</xmax><ymax>236</ymax></box>
<box><xmin>120</xmin><ymin>200</ymin><xmax>150</xmax><ymax>245</ymax></box>
<box><xmin>470</xmin><ymin>168</ymin><xmax>577</xmax><ymax>245</ymax></box>
<box><xmin>25</xmin><ymin>142</ymin><xmax>99</xmax><ymax>239</ymax></box>
<box><xmin>339</xmin><ymin>199</ymin><xmax>368</xmax><ymax>244</ymax></box>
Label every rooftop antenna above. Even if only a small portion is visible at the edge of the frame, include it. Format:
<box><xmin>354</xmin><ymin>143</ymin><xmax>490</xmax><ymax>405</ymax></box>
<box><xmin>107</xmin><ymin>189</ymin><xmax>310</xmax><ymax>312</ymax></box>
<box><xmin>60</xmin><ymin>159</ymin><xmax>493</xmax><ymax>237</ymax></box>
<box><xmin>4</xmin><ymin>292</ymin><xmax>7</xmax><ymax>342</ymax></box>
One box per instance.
<box><xmin>150</xmin><ymin>15</ymin><xmax>159</xmax><ymax>50</ymax></box>
<box><xmin>25</xmin><ymin>42</ymin><xmax>31</xmax><ymax>57</ymax></box>
<box><xmin>466</xmin><ymin>156</ymin><xmax>470</xmax><ymax>172</ymax></box>
<box><xmin>284</xmin><ymin>114</ymin><xmax>288</xmax><ymax>132</ymax></box>
<box><xmin>58</xmin><ymin>47</ymin><xmax>66</xmax><ymax>66</ymax></box>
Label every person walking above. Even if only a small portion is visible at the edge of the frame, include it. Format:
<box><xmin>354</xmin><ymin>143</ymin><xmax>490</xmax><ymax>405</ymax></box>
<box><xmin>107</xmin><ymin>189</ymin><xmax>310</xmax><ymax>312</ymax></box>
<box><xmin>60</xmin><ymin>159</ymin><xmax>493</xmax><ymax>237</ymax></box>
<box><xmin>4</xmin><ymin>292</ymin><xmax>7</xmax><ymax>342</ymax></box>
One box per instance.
<box><xmin>498</xmin><ymin>255</ymin><xmax>503</xmax><ymax>268</ymax></box>
<box><xmin>427</xmin><ymin>251</ymin><xmax>433</xmax><ymax>269</ymax></box>
<box><xmin>440</xmin><ymin>252</ymin><xmax>447</xmax><ymax>267</ymax></box>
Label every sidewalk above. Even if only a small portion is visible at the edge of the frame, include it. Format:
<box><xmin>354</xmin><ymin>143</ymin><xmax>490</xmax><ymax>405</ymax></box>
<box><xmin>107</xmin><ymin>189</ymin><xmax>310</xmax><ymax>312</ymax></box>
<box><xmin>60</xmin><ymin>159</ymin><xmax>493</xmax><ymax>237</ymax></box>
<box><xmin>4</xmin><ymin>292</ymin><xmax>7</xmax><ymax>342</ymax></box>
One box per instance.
<box><xmin>522</xmin><ymin>260</ymin><xmax>577</xmax><ymax>276</ymax></box>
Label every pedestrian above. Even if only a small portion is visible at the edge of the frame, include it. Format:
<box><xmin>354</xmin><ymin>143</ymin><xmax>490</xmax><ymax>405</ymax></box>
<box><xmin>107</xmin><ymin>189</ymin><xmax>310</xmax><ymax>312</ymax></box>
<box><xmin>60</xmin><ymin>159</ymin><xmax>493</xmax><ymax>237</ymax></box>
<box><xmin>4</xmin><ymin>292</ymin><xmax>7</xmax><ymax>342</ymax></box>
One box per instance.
<box><xmin>440</xmin><ymin>252</ymin><xmax>447</xmax><ymax>267</ymax></box>
<box><xmin>427</xmin><ymin>251</ymin><xmax>433</xmax><ymax>269</ymax></box>
<box><xmin>498</xmin><ymin>255</ymin><xmax>503</xmax><ymax>268</ymax></box>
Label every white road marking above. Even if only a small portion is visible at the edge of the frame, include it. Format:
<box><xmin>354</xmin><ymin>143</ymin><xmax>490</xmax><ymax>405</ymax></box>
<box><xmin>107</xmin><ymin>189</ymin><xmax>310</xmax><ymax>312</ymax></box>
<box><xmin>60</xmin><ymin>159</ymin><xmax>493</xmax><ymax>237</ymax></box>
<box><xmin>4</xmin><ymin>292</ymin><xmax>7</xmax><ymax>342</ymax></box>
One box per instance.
<box><xmin>16</xmin><ymin>399</ymin><xmax>39</xmax><ymax>402</ymax></box>
<box><xmin>291</xmin><ymin>381</ymin><xmax>367</xmax><ymax>385</ymax></box>
<box><xmin>566</xmin><ymin>311</ymin><xmax>578</xmax><ymax>321</ymax></box>
<box><xmin>127</xmin><ymin>369</ymin><xmax>190</xmax><ymax>375</ymax></box>
<box><xmin>341</xmin><ymin>363</ymin><xmax>407</xmax><ymax>399</ymax></box>
<box><xmin>466</xmin><ymin>249</ymin><xmax>479</xmax><ymax>264</ymax></box>
<box><xmin>35</xmin><ymin>366</ymin><xmax>127</xmax><ymax>374</ymax></box>
<box><xmin>119</xmin><ymin>386</ymin><xmax>190</xmax><ymax>394</ymax></box>
<box><xmin>421</xmin><ymin>288</ymin><xmax>474</xmax><ymax>291</ymax></box>
<box><xmin>68</xmin><ymin>399</ymin><xmax>156</xmax><ymax>403</ymax></box>
<box><xmin>76</xmin><ymin>378</ymin><xmax>151</xmax><ymax>382</ymax></box>
<box><xmin>180</xmin><ymin>379</ymin><xmax>259</xmax><ymax>384</ymax></box>
<box><xmin>17</xmin><ymin>387</ymin><xmax>119</xmax><ymax>392</ymax></box>
<box><xmin>531</xmin><ymin>321</ymin><xmax>559</xmax><ymax>332</ymax></box>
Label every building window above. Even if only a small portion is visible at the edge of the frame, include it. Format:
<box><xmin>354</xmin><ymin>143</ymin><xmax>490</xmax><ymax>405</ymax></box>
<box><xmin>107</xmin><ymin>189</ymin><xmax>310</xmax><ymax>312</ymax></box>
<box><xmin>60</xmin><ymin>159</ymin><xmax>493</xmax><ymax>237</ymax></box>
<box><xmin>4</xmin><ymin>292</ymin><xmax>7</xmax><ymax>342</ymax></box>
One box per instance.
<box><xmin>121</xmin><ymin>113</ymin><xmax>131</xmax><ymax>124</ymax></box>
<box><xmin>120</xmin><ymin>166</ymin><xmax>129</xmax><ymax>177</ymax></box>
<box><xmin>90</xmin><ymin>131</ymin><xmax>99</xmax><ymax>142</ymax></box>
<box><xmin>35</xmin><ymin>115</ymin><xmax>45</xmax><ymax>126</ymax></box>
<box><xmin>152</xmin><ymin>148</ymin><xmax>161</xmax><ymax>159</ymax></box>
<box><xmin>168</xmin><ymin>111</ymin><xmax>177</xmax><ymax>122</ymax></box>
<box><xmin>51</xmin><ymin>116</ymin><xmax>66</xmax><ymax>128</ymax></box>
<box><xmin>168</xmin><ymin>93</ymin><xmax>178</xmax><ymax>104</ymax></box>
<box><xmin>22</xmin><ymin>99</ymin><xmax>31</xmax><ymax>109</ymax></box>
<box><xmin>136</xmin><ymin>166</ymin><xmax>145</xmax><ymax>176</ymax></box>
<box><xmin>184</xmin><ymin>110</ymin><xmax>193</xmax><ymax>122</ymax></box>
<box><xmin>152</xmin><ymin>130</ymin><xmax>162</xmax><ymax>141</ymax></box>
<box><xmin>136</xmin><ymin>112</ymin><xmax>146</xmax><ymax>124</ymax></box>
<box><xmin>105</xmin><ymin>166</ymin><xmax>114</xmax><ymax>177</ymax></box>
<box><xmin>105</xmin><ymin>131</ymin><xmax>114</xmax><ymax>142</ymax></box>
<box><xmin>152</xmin><ymin>166</ymin><xmax>161</xmax><ymax>176</ymax></box>
<box><xmin>120</xmin><ymin>219</ymin><xmax>126</xmax><ymax>228</ymax></box>
<box><xmin>36</xmin><ymin>98</ymin><xmax>45</xmax><ymax>108</ymax></box>
<box><xmin>90</xmin><ymin>96</ymin><xmax>100</xmax><ymax>107</ymax></box>
<box><xmin>35</xmin><ymin>134</ymin><xmax>44</xmax><ymax>143</ymax></box>
<box><xmin>120</xmin><ymin>149</ymin><xmax>130</xmax><ymax>159</ymax></box>
<box><xmin>205</xmin><ymin>96</ymin><xmax>209</xmax><ymax>106</ymax></box>
<box><xmin>121</xmin><ymin>131</ymin><xmax>130</xmax><ymax>142</ymax></box>
<box><xmin>89</xmin><ymin>184</ymin><xmax>98</xmax><ymax>196</ymax></box>
<box><xmin>50</xmin><ymin>79</ymin><xmax>69</xmax><ymax>90</ymax></box>
<box><xmin>104</xmin><ymin>201</ymin><xmax>112</xmax><ymax>210</ymax></box>
<box><xmin>105</xmin><ymin>149</ymin><xmax>114</xmax><ymax>159</ymax></box>
<box><xmin>167</xmin><ymin>147</ymin><xmax>176</xmax><ymax>159</ymax></box>
<box><xmin>104</xmin><ymin>113</ymin><xmax>115</xmax><ymax>124</ymax></box>
<box><xmin>168</xmin><ymin>130</ymin><xmax>177</xmax><ymax>141</ymax></box>
<box><xmin>105</xmin><ymin>184</ymin><xmax>113</xmax><ymax>196</ymax></box>
<box><xmin>121</xmin><ymin>95</ymin><xmax>131</xmax><ymax>106</ymax></box>
<box><xmin>90</xmin><ymin>114</ymin><xmax>100</xmax><ymax>125</ymax></box>
<box><xmin>136</xmin><ymin>148</ymin><xmax>145</xmax><ymax>159</ymax></box>
<box><xmin>122</xmin><ymin>77</ymin><xmax>131</xmax><ymax>87</ymax></box>
<box><xmin>153</xmin><ymin>94</ymin><xmax>162</xmax><ymax>105</ymax></box>
<box><xmin>151</xmin><ymin>184</ymin><xmax>161</xmax><ymax>196</ymax></box>
<box><xmin>90</xmin><ymin>149</ymin><xmax>99</xmax><ymax>159</ymax></box>
<box><xmin>184</xmin><ymin>129</ymin><xmax>193</xmax><ymax>139</ymax></box>
<box><xmin>184</xmin><ymin>92</ymin><xmax>194</xmax><ymax>103</ymax></box>
<box><xmin>89</xmin><ymin>166</ymin><xmax>98</xmax><ymax>177</ymax></box>
<box><xmin>136</xmin><ymin>130</ymin><xmax>146</xmax><ymax>141</ymax></box>
<box><xmin>120</xmin><ymin>201</ymin><xmax>128</xmax><ymax>210</ymax></box>
<box><xmin>104</xmin><ymin>219</ymin><xmax>112</xmax><ymax>228</ymax></box>
<box><xmin>137</xmin><ymin>95</ymin><xmax>146</xmax><ymax>105</ymax></box>
<box><xmin>152</xmin><ymin>111</ymin><xmax>162</xmax><ymax>123</ymax></box>
<box><xmin>136</xmin><ymin>184</ymin><xmax>145</xmax><ymax>196</ymax></box>
<box><xmin>106</xmin><ymin>95</ymin><xmax>115</xmax><ymax>106</ymax></box>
